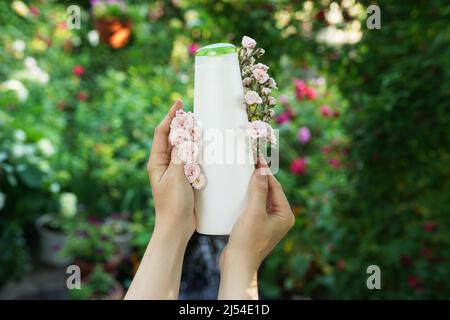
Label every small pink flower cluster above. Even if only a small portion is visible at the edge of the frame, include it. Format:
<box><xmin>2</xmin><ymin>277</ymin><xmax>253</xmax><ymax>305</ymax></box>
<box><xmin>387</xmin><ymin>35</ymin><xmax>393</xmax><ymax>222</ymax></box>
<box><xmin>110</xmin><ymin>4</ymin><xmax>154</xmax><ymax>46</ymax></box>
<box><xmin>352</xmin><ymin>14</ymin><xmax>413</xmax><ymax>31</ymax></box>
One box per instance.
<box><xmin>247</xmin><ymin>120</ymin><xmax>277</xmax><ymax>152</ymax></box>
<box><xmin>240</xmin><ymin>36</ymin><xmax>278</xmax><ymax>153</ymax></box>
<box><xmin>239</xmin><ymin>36</ymin><xmax>277</xmax><ymax>123</ymax></box>
<box><xmin>169</xmin><ymin>110</ymin><xmax>206</xmax><ymax>190</ymax></box>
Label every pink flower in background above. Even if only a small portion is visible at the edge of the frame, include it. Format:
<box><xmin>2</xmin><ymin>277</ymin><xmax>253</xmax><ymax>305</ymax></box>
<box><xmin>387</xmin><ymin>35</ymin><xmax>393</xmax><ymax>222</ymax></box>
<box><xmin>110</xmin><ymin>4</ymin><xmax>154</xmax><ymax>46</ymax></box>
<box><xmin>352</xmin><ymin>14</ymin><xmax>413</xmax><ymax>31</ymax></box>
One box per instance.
<box><xmin>252</xmin><ymin>68</ymin><xmax>269</xmax><ymax>84</ymax></box>
<box><xmin>244</xmin><ymin>90</ymin><xmax>262</xmax><ymax>105</ymax></box>
<box><xmin>297</xmin><ymin>127</ymin><xmax>311</xmax><ymax>144</ymax></box>
<box><xmin>177</xmin><ymin>140</ymin><xmax>199</xmax><ymax>164</ymax></box>
<box><xmin>73</xmin><ymin>65</ymin><xmax>85</xmax><ymax>77</ymax></box>
<box><xmin>329</xmin><ymin>157</ymin><xmax>341</xmax><ymax>169</ymax></box>
<box><xmin>305</xmin><ymin>86</ymin><xmax>316</xmax><ymax>100</ymax></box>
<box><xmin>241</xmin><ymin>36</ymin><xmax>256</xmax><ymax>49</ymax></box>
<box><xmin>188</xmin><ymin>43</ymin><xmax>200</xmax><ymax>56</ymax></box>
<box><xmin>192</xmin><ymin>174</ymin><xmax>206</xmax><ymax>190</ymax></box>
<box><xmin>276</xmin><ymin>111</ymin><xmax>291</xmax><ymax>124</ymax></box>
<box><xmin>295</xmin><ymin>80</ymin><xmax>316</xmax><ymax>101</ymax></box>
<box><xmin>422</xmin><ymin>221</ymin><xmax>436</xmax><ymax>233</ymax></box>
<box><xmin>290</xmin><ymin>157</ymin><xmax>307</xmax><ymax>176</ymax></box>
<box><xmin>279</xmin><ymin>95</ymin><xmax>288</xmax><ymax>105</ymax></box>
<box><xmin>320</xmin><ymin>105</ymin><xmax>332</xmax><ymax>117</ymax></box>
<box><xmin>184</xmin><ymin>163</ymin><xmax>201</xmax><ymax>183</ymax></box>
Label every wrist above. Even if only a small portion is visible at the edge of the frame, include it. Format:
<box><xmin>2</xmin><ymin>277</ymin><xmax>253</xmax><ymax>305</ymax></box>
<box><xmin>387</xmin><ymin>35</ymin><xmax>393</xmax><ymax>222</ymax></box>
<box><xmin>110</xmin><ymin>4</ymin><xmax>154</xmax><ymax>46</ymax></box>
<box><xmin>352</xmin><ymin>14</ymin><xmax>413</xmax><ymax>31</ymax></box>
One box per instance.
<box><xmin>219</xmin><ymin>252</ymin><xmax>259</xmax><ymax>300</ymax></box>
<box><xmin>221</xmin><ymin>247</ymin><xmax>261</xmax><ymax>274</ymax></box>
<box><xmin>153</xmin><ymin>214</ymin><xmax>194</xmax><ymax>246</ymax></box>
<box><xmin>151</xmin><ymin>220</ymin><xmax>191</xmax><ymax>250</ymax></box>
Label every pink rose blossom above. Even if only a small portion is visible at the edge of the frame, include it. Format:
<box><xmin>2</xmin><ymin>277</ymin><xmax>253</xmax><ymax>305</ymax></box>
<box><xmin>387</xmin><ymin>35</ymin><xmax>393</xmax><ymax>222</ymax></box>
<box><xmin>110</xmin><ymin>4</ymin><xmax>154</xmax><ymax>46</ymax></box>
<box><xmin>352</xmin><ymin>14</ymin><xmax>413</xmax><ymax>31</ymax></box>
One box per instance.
<box><xmin>261</xmin><ymin>87</ymin><xmax>271</xmax><ymax>96</ymax></box>
<box><xmin>169</xmin><ymin>128</ymin><xmax>186</xmax><ymax>145</ymax></box>
<box><xmin>244</xmin><ymin>90</ymin><xmax>262</xmax><ymax>105</ymax></box>
<box><xmin>252</xmin><ymin>68</ymin><xmax>269</xmax><ymax>84</ymax></box>
<box><xmin>242</xmin><ymin>77</ymin><xmax>253</xmax><ymax>86</ymax></box>
<box><xmin>171</xmin><ymin>110</ymin><xmax>195</xmax><ymax>130</ymax></box>
<box><xmin>290</xmin><ymin>157</ymin><xmax>307</xmax><ymax>175</ymax></box>
<box><xmin>247</xmin><ymin>121</ymin><xmax>270</xmax><ymax>140</ymax></box>
<box><xmin>177</xmin><ymin>140</ymin><xmax>199</xmax><ymax>164</ymax></box>
<box><xmin>192</xmin><ymin>174</ymin><xmax>206</xmax><ymax>190</ymax></box>
<box><xmin>241</xmin><ymin>36</ymin><xmax>256</xmax><ymax>49</ymax></box>
<box><xmin>297</xmin><ymin>127</ymin><xmax>311</xmax><ymax>144</ymax></box>
<box><xmin>187</xmin><ymin>126</ymin><xmax>201</xmax><ymax>142</ymax></box>
<box><xmin>267</xmin><ymin>77</ymin><xmax>277</xmax><ymax>88</ymax></box>
<box><xmin>251</xmin><ymin>63</ymin><xmax>269</xmax><ymax>71</ymax></box>
<box><xmin>268</xmin><ymin>96</ymin><xmax>276</xmax><ymax>105</ymax></box>
<box><xmin>184</xmin><ymin>163</ymin><xmax>201</xmax><ymax>183</ymax></box>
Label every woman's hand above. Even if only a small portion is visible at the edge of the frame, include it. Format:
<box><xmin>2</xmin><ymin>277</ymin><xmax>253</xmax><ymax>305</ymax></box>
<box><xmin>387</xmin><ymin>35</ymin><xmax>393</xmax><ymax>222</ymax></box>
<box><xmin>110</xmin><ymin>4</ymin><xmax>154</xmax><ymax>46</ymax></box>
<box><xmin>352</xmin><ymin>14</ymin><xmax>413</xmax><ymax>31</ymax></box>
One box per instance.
<box><xmin>125</xmin><ymin>100</ymin><xmax>194</xmax><ymax>300</ymax></box>
<box><xmin>147</xmin><ymin>99</ymin><xmax>195</xmax><ymax>242</ymax></box>
<box><xmin>219</xmin><ymin>157</ymin><xmax>295</xmax><ymax>300</ymax></box>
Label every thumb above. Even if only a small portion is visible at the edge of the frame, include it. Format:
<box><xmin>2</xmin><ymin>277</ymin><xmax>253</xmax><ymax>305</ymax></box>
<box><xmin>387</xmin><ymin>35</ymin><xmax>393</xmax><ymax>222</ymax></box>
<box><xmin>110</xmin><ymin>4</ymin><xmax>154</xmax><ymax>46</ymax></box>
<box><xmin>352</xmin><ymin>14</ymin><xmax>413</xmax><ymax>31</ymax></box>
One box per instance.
<box><xmin>246</xmin><ymin>167</ymin><xmax>269</xmax><ymax>214</ymax></box>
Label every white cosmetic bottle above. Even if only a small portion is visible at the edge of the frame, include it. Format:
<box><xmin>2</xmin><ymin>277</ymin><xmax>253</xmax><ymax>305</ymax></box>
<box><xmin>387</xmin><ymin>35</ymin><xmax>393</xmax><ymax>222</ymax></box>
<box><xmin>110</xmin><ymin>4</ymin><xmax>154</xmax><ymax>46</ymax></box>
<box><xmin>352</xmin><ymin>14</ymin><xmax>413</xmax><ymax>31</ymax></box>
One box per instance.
<box><xmin>194</xmin><ymin>43</ymin><xmax>254</xmax><ymax>235</ymax></box>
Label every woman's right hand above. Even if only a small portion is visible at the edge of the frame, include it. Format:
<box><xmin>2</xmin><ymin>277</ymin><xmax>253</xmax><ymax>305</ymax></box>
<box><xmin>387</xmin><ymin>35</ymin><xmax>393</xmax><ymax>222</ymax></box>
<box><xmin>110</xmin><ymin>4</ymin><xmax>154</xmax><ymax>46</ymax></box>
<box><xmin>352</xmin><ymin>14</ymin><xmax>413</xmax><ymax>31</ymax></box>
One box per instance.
<box><xmin>219</xmin><ymin>158</ymin><xmax>295</xmax><ymax>299</ymax></box>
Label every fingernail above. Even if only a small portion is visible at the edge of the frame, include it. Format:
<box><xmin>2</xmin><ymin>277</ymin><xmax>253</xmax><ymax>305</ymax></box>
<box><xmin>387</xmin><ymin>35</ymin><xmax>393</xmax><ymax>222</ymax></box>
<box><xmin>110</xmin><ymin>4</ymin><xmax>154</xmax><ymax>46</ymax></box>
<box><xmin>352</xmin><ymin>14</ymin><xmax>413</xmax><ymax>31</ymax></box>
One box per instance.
<box><xmin>256</xmin><ymin>168</ymin><xmax>267</xmax><ymax>180</ymax></box>
<box><xmin>258</xmin><ymin>154</ymin><xmax>267</xmax><ymax>167</ymax></box>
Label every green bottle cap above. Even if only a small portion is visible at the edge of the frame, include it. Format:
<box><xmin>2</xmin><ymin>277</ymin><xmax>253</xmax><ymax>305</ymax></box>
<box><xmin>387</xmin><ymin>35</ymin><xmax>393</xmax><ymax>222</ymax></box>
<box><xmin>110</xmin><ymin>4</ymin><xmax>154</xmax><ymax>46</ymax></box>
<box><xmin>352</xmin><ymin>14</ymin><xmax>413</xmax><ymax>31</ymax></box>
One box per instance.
<box><xmin>195</xmin><ymin>43</ymin><xmax>236</xmax><ymax>56</ymax></box>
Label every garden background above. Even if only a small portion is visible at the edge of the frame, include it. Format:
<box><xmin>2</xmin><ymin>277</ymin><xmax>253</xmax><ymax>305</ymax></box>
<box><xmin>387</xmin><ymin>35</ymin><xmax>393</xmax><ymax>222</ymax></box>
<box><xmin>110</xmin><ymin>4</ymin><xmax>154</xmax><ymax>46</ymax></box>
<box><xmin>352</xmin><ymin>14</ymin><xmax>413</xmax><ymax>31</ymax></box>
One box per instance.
<box><xmin>1</xmin><ymin>0</ymin><xmax>449</xmax><ymax>299</ymax></box>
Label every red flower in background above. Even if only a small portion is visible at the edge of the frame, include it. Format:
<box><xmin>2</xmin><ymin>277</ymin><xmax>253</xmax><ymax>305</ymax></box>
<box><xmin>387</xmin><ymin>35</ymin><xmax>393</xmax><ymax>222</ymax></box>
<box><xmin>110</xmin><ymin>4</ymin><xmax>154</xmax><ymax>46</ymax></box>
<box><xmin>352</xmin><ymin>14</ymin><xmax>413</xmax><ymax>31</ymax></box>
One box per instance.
<box><xmin>295</xmin><ymin>80</ymin><xmax>316</xmax><ymax>101</ymax></box>
<box><xmin>422</xmin><ymin>221</ymin><xmax>436</xmax><ymax>233</ymax></box>
<box><xmin>290</xmin><ymin>157</ymin><xmax>307</xmax><ymax>176</ymax></box>
<box><xmin>77</xmin><ymin>92</ymin><xmax>88</xmax><ymax>102</ymax></box>
<box><xmin>407</xmin><ymin>276</ymin><xmax>419</xmax><ymax>288</ymax></box>
<box><xmin>329</xmin><ymin>158</ymin><xmax>341</xmax><ymax>169</ymax></box>
<box><xmin>73</xmin><ymin>65</ymin><xmax>85</xmax><ymax>77</ymax></box>
<box><xmin>188</xmin><ymin>43</ymin><xmax>200</xmax><ymax>56</ymax></box>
